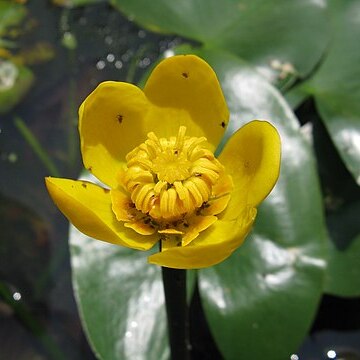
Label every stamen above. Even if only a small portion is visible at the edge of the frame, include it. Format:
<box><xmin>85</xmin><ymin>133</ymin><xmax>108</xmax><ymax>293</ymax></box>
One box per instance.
<box><xmin>113</xmin><ymin>126</ymin><xmax>232</xmax><ymax>243</ymax></box>
<box><xmin>174</xmin><ymin>126</ymin><xmax>187</xmax><ymax>151</ymax></box>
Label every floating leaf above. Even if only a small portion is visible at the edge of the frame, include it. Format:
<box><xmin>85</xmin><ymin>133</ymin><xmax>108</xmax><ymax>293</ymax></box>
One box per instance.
<box><xmin>304</xmin><ymin>0</ymin><xmax>360</xmax><ymax>185</ymax></box>
<box><xmin>167</xmin><ymin>47</ymin><xmax>327</xmax><ymax>359</ymax></box>
<box><xmin>70</xmin><ymin>175</ymin><xmax>196</xmax><ymax>359</ymax></box>
<box><xmin>70</xmin><ymin>222</ymin><xmax>169</xmax><ymax>360</ymax></box>
<box><xmin>111</xmin><ymin>0</ymin><xmax>329</xmax><ymax>84</ymax></box>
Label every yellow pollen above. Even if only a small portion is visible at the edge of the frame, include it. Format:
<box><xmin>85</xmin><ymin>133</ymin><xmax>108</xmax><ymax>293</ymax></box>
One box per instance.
<box><xmin>119</xmin><ymin>126</ymin><xmax>225</xmax><ymax>220</ymax></box>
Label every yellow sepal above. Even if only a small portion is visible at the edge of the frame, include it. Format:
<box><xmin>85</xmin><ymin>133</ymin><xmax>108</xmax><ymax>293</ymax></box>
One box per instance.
<box><xmin>148</xmin><ymin>207</ymin><xmax>256</xmax><ymax>269</ymax></box>
<box><xmin>79</xmin><ymin>82</ymin><xmax>150</xmax><ymax>188</ymax></box>
<box><xmin>144</xmin><ymin>55</ymin><xmax>229</xmax><ymax>149</ymax></box>
<box><xmin>219</xmin><ymin>120</ymin><xmax>281</xmax><ymax>219</ymax></box>
<box><xmin>45</xmin><ymin>177</ymin><xmax>158</xmax><ymax>251</ymax></box>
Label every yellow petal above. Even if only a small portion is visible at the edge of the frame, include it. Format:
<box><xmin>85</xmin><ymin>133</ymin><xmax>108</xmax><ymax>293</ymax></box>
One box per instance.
<box><xmin>110</xmin><ymin>189</ymin><xmax>134</xmax><ymax>222</ymax></box>
<box><xmin>201</xmin><ymin>194</ymin><xmax>231</xmax><ymax>216</ymax></box>
<box><xmin>79</xmin><ymin>56</ymin><xmax>229</xmax><ymax>188</ymax></box>
<box><xmin>79</xmin><ymin>81</ymin><xmax>151</xmax><ymax>188</ymax></box>
<box><xmin>159</xmin><ymin>228</ymin><xmax>184</xmax><ymax>235</ymax></box>
<box><xmin>45</xmin><ymin>177</ymin><xmax>158</xmax><ymax>251</ymax></box>
<box><xmin>144</xmin><ymin>55</ymin><xmax>229</xmax><ymax>150</ymax></box>
<box><xmin>219</xmin><ymin>120</ymin><xmax>281</xmax><ymax>218</ymax></box>
<box><xmin>148</xmin><ymin>207</ymin><xmax>257</xmax><ymax>269</ymax></box>
<box><xmin>124</xmin><ymin>221</ymin><xmax>157</xmax><ymax>236</ymax></box>
<box><xmin>182</xmin><ymin>215</ymin><xmax>217</xmax><ymax>246</ymax></box>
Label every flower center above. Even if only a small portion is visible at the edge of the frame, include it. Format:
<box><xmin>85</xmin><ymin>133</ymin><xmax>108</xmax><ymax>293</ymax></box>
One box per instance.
<box><xmin>119</xmin><ymin>126</ymin><xmax>225</xmax><ymax>220</ymax></box>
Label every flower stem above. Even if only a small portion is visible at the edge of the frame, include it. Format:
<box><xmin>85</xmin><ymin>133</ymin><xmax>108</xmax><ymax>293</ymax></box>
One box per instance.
<box><xmin>161</xmin><ymin>267</ymin><xmax>190</xmax><ymax>360</ymax></box>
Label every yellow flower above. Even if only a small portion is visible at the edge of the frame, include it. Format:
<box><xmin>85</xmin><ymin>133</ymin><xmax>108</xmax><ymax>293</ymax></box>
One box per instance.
<box><xmin>45</xmin><ymin>55</ymin><xmax>281</xmax><ymax>269</ymax></box>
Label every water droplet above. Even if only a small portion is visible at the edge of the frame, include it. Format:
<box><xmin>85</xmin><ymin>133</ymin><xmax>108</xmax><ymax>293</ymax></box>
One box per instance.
<box><xmin>125</xmin><ymin>331</ymin><xmax>132</xmax><ymax>338</ymax></box>
<box><xmin>106</xmin><ymin>53</ymin><xmax>115</xmax><ymax>63</ymax></box>
<box><xmin>327</xmin><ymin>350</ymin><xmax>336</xmax><ymax>359</ymax></box>
<box><xmin>13</xmin><ymin>292</ymin><xmax>21</xmax><ymax>301</ymax></box>
<box><xmin>96</xmin><ymin>60</ymin><xmax>106</xmax><ymax>70</ymax></box>
<box><xmin>115</xmin><ymin>60</ymin><xmax>123</xmax><ymax>69</ymax></box>
<box><xmin>139</xmin><ymin>57</ymin><xmax>151</xmax><ymax>68</ymax></box>
<box><xmin>130</xmin><ymin>321</ymin><xmax>138</xmax><ymax>328</ymax></box>
<box><xmin>290</xmin><ymin>355</ymin><xmax>299</xmax><ymax>360</ymax></box>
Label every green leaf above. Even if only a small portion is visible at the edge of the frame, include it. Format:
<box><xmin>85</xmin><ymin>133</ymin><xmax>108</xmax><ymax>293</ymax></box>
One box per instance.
<box><xmin>111</xmin><ymin>0</ymin><xmax>329</xmax><ymax>83</ymax></box>
<box><xmin>69</xmin><ymin>173</ymin><xmax>197</xmax><ymax>359</ymax></box>
<box><xmin>304</xmin><ymin>0</ymin><xmax>360</xmax><ymax>185</ymax></box>
<box><xmin>325</xmin><ymin>201</ymin><xmax>360</xmax><ymax>297</ymax></box>
<box><xmin>170</xmin><ymin>48</ymin><xmax>327</xmax><ymax>359</ymax></box>
<box><xmin>0</xmin><ymin>2</ymin><xmax>27</xmax><ymax>37</ymax></box>
<box><xmin>70</xmin><ymin>218</ymin><xmax>169</xmax><ymax>360</ymax></box>
<box><xmin>0</xmin><ymin>62</ymin><xmax>34</xmax><ymax>114</ymax></box>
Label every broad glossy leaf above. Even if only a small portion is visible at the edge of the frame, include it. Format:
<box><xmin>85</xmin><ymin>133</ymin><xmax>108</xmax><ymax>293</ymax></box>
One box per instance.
<box><xmin>70</xmin><ymin>224</ymin><xmax>169</xmax><ymax>360</ymax></box>
<box><xmin>111</xmin><ymin>0</ymin><xmax>329</xmax><ymax>83</ymax></box>
<box><xmin>69</xmin><ymin>175</ymin><xmax>196</xmax><ymax>359</ymax></box>
<box><xmin>325</xmin><ymin>202</ymin><xmax>360</xmax><ymax>297</ymax></box>
<box><xmin>170</xmin><ymin>48</ymin><xmax>327</xmax><ymax>359</ymax></box>
<box><xmin>304</xmin><ymin>0</ymin><xmax>360</xmax><ymax>185</ymax></box>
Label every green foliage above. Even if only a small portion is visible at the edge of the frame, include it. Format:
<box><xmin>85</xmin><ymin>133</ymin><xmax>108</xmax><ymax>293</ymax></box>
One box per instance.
<box><xmin>111</xmin><ymin>0</ymin><xmax>329</xmax><ymax>87</ymax></box>
<box><xmin>71</xmin><ymin>49</ymin><xmax>328</xmax><ymax>358</ymax></box>
<box><xmin>69</xmin><ymin>0</ymin><xmax>360</xmax><ymax>359</ymax></box>
<box><xmin>0</xmin><ymin>3</ymin><xmax>33</xmax><ymax>113</ymax></box>
<box><xmin>185</xmin><ymin>48</ymin><xmax>327</xmax><ymax>360</ymax></box>
<box><xmin>70</xmin><ymin>222</ymin><xmax>169</xmax><ymax>360</ymax></box>
<box><xmin>0</xmin><ymin>2</ymin><xmax>27</xmax><ymax>37</ymax></box>
<box><xmin>300</xmin><ymin>0</ymin><xmax>360</xmax><ymax>185</ymax></box>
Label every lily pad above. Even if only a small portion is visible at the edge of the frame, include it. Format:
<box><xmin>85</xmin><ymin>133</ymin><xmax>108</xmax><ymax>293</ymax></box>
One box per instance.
<box><xmin>70</xmin><ymin>221</ymin><xmax>169</xmax><ymax>360</ymax></box>
<box><xmin>69</xmin><ymin>175</ymin><xmax>197</xmax><ymax>359</ymax></box>
<box><xmin>303</xmin><ymin>0</ymin><xmax>360</xmax><ymax>185</ymax></box>
<box><xmin>168</xmin><ymin>47</ymin><xmax>327</xmax><ymax>359</ymax></box>
<box><xmin>111</xmin><ymin>0</ymin><xmax>329</xmax><ymax>83</ymax></box>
